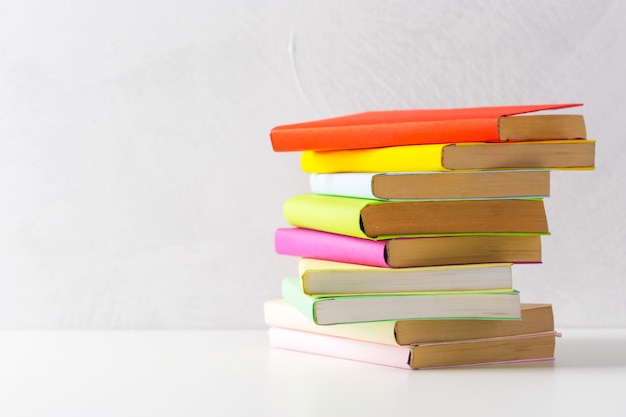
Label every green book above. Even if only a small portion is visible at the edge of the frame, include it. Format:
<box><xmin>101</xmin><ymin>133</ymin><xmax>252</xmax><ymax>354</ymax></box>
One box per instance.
<box><xmin>282</xmin><ymin>194</ymin><xmax>549</xmax><ymax>240</ymax></box>
<box><xmin>281</xmin><ymin>277</ymin><xmax>521</xmax><ymax>325</ymax></box>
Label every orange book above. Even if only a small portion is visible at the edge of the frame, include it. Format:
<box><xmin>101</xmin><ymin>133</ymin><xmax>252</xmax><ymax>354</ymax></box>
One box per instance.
<box><xmin>270</xmin><ymin>103</ymin><xmax>586</xmax><ymax>152</ymax></box>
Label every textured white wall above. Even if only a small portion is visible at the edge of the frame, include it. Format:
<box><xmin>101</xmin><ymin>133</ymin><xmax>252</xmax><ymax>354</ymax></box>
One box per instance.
<box><xmin>0</xmin><ymin>0</ymin><xmax>624</xmax><ymax>328</ymax></box>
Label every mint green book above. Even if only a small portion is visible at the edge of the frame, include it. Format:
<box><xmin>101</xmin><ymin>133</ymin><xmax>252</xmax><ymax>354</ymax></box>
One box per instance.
<box><xmin>281</xmin><ymin>277</ymin><xmax>521</xmax><ymax>325</ymax></box>
<box><xmin>282</xmin><ymin>194</ymin><xmax>548</xmax><ymax>240</ymax></box>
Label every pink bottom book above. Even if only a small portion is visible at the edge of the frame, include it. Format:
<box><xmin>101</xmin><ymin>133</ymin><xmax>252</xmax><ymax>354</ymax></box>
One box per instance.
<box><xmin>268</xmin><ymin>327</ymin><xmax>559</xmax><ymax>370</ymax></box>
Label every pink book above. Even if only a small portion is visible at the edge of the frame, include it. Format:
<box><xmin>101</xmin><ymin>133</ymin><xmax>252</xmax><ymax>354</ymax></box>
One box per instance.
<box><xmin>274</xmin><ymin>227</ymin><xmax>543</xmax><ymax>268</ymax></box>
<box><xmin>275</xmin><ymin>227</ymin><xmax>390</xmax><ymax>268</ymax></box>
<box><xmin>269</xmin><ymin>327</ymin><xmax>412</xmax><ymax>369</ymax></box>
<box><xmin>268</xmin><ymin>327</ymin><xmax>559</xmax><ymax>370</ymax></box>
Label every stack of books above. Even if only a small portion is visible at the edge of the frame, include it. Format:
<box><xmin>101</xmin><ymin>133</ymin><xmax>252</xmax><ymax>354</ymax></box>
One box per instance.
<box><xmin>265</xmin><ymin>103</ymin><xmax>596</xmax><ymax>370</ymax></box>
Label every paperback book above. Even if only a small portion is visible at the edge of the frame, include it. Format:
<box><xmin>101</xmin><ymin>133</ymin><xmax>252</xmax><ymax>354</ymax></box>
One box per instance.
<box><xmin>283</xmin><ymin>194</ymin><xmax>549</xmax><ymax>239</ymax></box>
<box><xmin>265</xmin><ymin>299</ymin><xmax>555</xmax><ymax>346</ymax></box>
<box><xmin>275</xmin><ymin>227</ymin><xmax>543</xmax><ymax>268</ymax></box>
<box><xmin>281</xmin><ymin>276</ymin><xmax>521</xmax><ymax>325</ymax></box>
<box><xmin>309</xmin><ymin>170</ymin><xmax>550</xmax><ymax>200</ymax></box>
<box><xmin>301</xmin><ymin>140</ymin><xmax>595</xmax><ymax>173</ymax></box>
<box><xmin>269</xmin><ymin>327</ymin><xmax>560</xmax><ymax>369</ymax></box>
<box><xmin>271</xmin><ymin>103</ymin><xmax>585</xmax><ymax>152</ymax></box>
<box><xmin>297</xmin><ymin>258</ymin><xmax>513</xmax><ymax>295</ymax></box>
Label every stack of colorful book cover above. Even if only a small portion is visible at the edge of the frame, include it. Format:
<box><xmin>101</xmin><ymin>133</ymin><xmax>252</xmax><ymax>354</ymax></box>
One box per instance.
<box><xmin>265</xmin><ymin>103</ymin><xmax>596</xmax><ymax>370</ymax></box>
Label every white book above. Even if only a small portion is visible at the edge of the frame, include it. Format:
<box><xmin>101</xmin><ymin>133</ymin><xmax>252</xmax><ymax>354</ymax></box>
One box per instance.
<box><xmin>309</xmin><ymin>170</ymin><xmax>550</xmax><ymax>200</ymax></box>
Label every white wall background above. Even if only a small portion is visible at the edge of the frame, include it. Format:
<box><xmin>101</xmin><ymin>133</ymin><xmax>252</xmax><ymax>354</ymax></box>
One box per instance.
<box><xmin>0</xmin><ymin>0</ymin><xmax>624</xmax><ymax>329</ymax></box>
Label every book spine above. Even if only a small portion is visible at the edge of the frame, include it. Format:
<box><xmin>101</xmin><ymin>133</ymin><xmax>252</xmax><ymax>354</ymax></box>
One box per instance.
<box><xmin>309</xmin><ymin>173</ymin><xmax>378</xmax><ymax>199</ymax></box>
<box><xmin>275</xmin><ymin>228</ymin><xmax>391</xmax><ymax>268</ymax></box>
<box><xmin>283</xmin><ymin>194</ymin><xmax>375</xmax><ymax>239</ymax></box>
<box><xmin>280</xmin><ymin>277</ymin><xmax>316</xmax><ymax>322</ymax></box>
<box><xmin>271</xmin><ymin>118</ymin><xmax>499</xmax><ymax>152</ymax></box>
<box><xmin>301</xmin><ymin>144</ymin><xmax>449</xmax><ymax>174</ymax></box>
<box><xmin>263</xmin><ymin>299</ymin><xmax>400</xmax><ymax>345</ymax></box>
<box><xmin>268</xmin><ymin>327</ymin><xmax>413</xmax><ymax>369</ymax></box>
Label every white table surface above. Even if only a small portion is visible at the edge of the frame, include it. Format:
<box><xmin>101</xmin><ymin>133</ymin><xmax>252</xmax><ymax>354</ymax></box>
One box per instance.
<box><xmin>0</xmin><ymin>329</ymin><xmax>624</xmax><ymax>417</ymax></box>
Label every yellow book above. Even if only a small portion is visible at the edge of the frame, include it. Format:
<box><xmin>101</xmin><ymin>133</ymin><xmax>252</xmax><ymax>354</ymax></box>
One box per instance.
<box><xmin>301</xmin><ymin>140</ymin><xmax>595</xmax><ymax>173</ymax></box>
<box><xmin>283</xmin><ymin>194</ymin><xmax>548</xmax><ymax>239</ymax></box>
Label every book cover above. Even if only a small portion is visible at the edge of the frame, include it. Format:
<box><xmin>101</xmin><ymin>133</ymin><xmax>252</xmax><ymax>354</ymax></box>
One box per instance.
<box><xmin>265</xmin><ymin>299</ymin><xmax>399</xmax><ymax>345</ymax></box>
<box><xmin>275</xmin><ymin>227</ymin><xmax>390</xmax><ymax>268</ymax></box>
<box><xmin>281</xmin><ymin>276</ymin><xmax>521</xmax><ymax>325</ymax></box>
<box><xmin>269</xmin><ymin>327</ymin><xmax>413</xmax><ymax>369</ymax></box>
<box><xmin>270</xmin><ymin>103</ymin><xmax>584</xmax><ymax>152</ymax></box>
<box><xmin>301</xmin><ymin>140</ymin><xmax>595</xmax><ymax>173</ymax></box>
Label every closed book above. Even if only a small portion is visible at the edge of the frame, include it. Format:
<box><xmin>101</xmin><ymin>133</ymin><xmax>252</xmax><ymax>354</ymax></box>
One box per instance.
<box><xmin>283</xmin><ymin>194</ymin><xmax>549</xmax><ymax>239</ymax></box>
<box><xmin>297</xmin><ymin>258</ymin><xmax>513</xmax><ymax>295</ymax></box>
<box><xmin>270</xmin><ymin>103</ymin><xmax>585</xmax><ymax>152</ymax></box>
<box><xmin>264</xmin><ymin>299</ymin><xmax>554</xmax><ymax>346</ymax></box>
<box><xmin>309</xmin><ymin>170</ymin><xmax>550</xmax><ymax>200</ymax></box>
<box><xmin>268</xmin><ymin>327</ymin><xmax>559</xmax><ymax>369</ymax></box>
<box><xmin>275</xmin><ymin>227</ymin><xmax>542</xmax><ymax>268</ymax></box>
<box><xmin>301</xmin><ymin>140</ymin><xmax>595</xmax><ymax>173</ymax></box>
<box><xmin>281</xmin><ymin>276</ymin><xmax>521</xmax><ymax>325</ymax></box>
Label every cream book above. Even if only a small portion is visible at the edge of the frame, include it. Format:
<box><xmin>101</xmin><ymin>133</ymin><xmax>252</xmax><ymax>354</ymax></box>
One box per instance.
<box><xmin>298</xmin><ymin>259</ymin><xmax>513</xmax><ymax>295</ymax></box>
